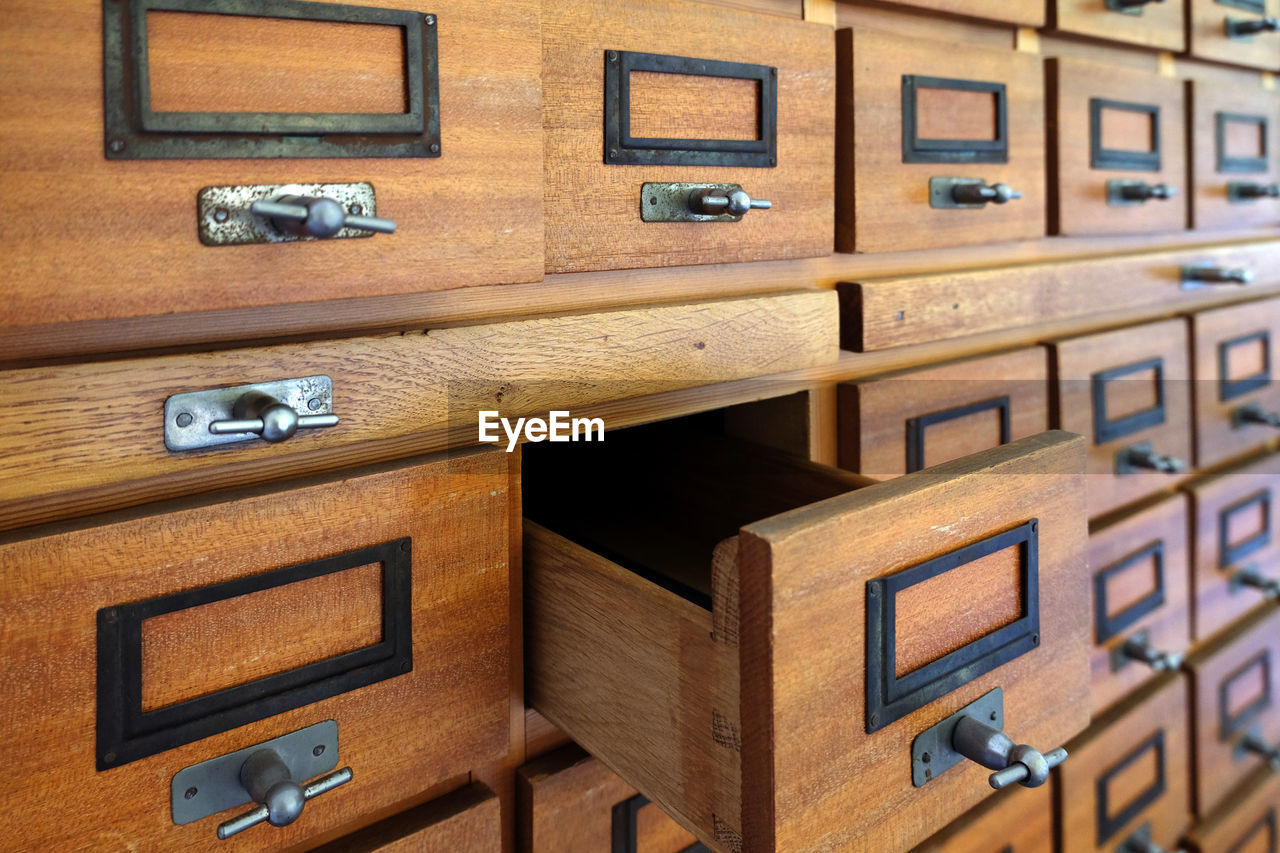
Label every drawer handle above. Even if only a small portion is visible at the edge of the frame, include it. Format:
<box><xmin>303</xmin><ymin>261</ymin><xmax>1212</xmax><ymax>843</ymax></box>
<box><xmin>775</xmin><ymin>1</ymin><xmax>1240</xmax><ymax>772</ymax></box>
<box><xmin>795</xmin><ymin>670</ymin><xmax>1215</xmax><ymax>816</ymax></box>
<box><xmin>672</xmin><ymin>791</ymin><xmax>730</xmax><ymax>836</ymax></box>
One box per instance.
<box><xmin>1230</xmin><ymin>566</ymin><xmax>1280</xmax><ymax>599</ymax></box>
<box><xmin>640</xmin><ymin>182</ymin><xmax>770</xmax><ymax>223</ymax></box>
<box><xmin>1229</xmin><ymin>182</ymin><xmax>1280</xmax><ymax>202</ymax></box>
<box><xmin>209</xmin><ymin>391</ymin><xmax>340</xmax><ymax>443</ymax></box>
<box><xmin>217</xmin><ymin>749</ymin><xmax>353</xmax><ymax>840</ymax></box>
<box><xmin>251</xmin><ymin>195</ymin><xmax>396</xmax><ymax>238</ymax></box>
<box><xmin>1237</xmin><ymin>731</ymin><xmax>1280</xmax><ymax>770</ymax></box>
<box><xmin>689</xmin><ymin>187</ymin><xmax>772</xmax><ymax>216</ymax></box>
<box><xmin>1106</xmin><ymin>0</ymin><xmax>1165</xmax><ymax>9</ymax></box>
<box><xmin>1116</xmin><ymin>633</ymin><xmax>1183</xmax><ymax>672</ymax></box>
<box><xmin>929</xmin><ymin>177</ymin><xmax>1021</xmax><ymax>210</ymax></box>
<box><xmin>952</xmin><ymin>715</ymin><xmax>1067</xmax><ymax>789</ymax></box>
<box><xmin>1226</xmin><ymin>16</ymin><xmax>1280</xmax><ymax>40</ymax></box>
<box><xmin>1181</xmin><ymin>265</ymin><xmax>1254</xmax><ymax>287</ymax></box>
<box><xmin>1233</xmin><ymin>403</ymin><xmax>1280</xmax><ymax>429</ymax></box>
<box><xmin>1106</xmin><ymin>180</ymin><xmax>1176</xmax><ymax>206</ymax></box>
<box><xmin>1115</xmin><ymin>444</ymin><xmax>1186</xmax><ymax>475</ymax></box>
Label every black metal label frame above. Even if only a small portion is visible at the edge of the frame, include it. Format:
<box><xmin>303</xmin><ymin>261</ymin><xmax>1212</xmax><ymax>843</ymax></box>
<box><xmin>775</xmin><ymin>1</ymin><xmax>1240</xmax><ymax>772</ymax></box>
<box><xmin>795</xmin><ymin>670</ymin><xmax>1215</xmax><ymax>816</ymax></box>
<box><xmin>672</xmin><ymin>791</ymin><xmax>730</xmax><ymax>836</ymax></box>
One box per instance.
<box><xmin>1090</xmin><ymin>98</ymin><xmax>1162</xmax><ymax>172</ymax></box>
<box><xmin>1220</xmin><ymin>650</ymin><xmax>1273</xmax><ymax>741</ymax></box>
<box><xmin>611</xmin><ymin>794</ymin><xmax>709</xmax><ymax>853</ymax></box>
<box><xmin>604</xmin><ymin>50</ymin><xmax>777</xmax><ymax>168</ymax></box>
<box><xmin>1095</xmin><ymin>731</ymin><xmax>1166</xmax><ymax>846</ymax></box>
<box><xmin>905</xmin><ymin>396</ymin><xmax>1011</xmax><ymax>474</ymax></box>
<box><xmin>901</xmin><ymin>75</ymin><xmax>1009</xmax><ymax>165</ymax></box>
<box><xmin>103</xmin><ymin>0</ymin><xmax>440</xmax><ymax>159</ymax></box>
<box><xmin>1228</xmin><ymin>809</ymin><xmax>1278</xmax><ymax>853</ymax></box>
<box><xmin>97</xmin><ymin>538</ymin><xmax>412</xmax><ymax>770</ymax></box>
<box><xmin>1217</xmin><ymin>112</ymin><xmax>1270</xmax><ymax>174</ymax></box>
<box><xmin>865</xmin><ymin>520</ymin><xmax>1039</xmax><ymax>733</ymax></box>
<box><xmin>1219</xmin><ymin>490</ymin><xmax>1272</xmax><ymax>570</ymax></box>
<box><xmin>1094</xmin><ymin>541</ymin><xmax>1165</xmax><ymax>644</ymax></box>
<box><xmin>1219</xmin><ymin>331</ymin><xmax>1272</xmax><ymax>402</ymax></box>
<box><xmin>1091</xmin><ymin>358</ymin><xmax>1167</xmax><ymax>445</ymax></box>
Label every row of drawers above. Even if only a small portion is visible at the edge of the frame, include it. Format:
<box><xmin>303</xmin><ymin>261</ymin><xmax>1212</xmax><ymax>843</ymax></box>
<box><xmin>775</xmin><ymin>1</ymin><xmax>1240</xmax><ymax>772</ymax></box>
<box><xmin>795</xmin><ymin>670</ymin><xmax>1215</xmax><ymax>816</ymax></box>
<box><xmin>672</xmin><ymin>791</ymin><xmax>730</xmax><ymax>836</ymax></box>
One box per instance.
<box><xmin>5</xmin><ymin>0</ymin><xmax>1279</xmax><ymax>342</ymax></box>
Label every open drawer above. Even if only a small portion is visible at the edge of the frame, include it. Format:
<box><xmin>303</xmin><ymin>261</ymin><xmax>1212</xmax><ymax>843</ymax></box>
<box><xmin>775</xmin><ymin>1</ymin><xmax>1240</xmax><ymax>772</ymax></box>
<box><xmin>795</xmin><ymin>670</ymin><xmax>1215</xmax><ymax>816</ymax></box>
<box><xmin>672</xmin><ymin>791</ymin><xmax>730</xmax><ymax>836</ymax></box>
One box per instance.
<box><xmin>524</xmin><ymin>426</ymin><xmax>1089</xmax><ymax>852</ymax></box>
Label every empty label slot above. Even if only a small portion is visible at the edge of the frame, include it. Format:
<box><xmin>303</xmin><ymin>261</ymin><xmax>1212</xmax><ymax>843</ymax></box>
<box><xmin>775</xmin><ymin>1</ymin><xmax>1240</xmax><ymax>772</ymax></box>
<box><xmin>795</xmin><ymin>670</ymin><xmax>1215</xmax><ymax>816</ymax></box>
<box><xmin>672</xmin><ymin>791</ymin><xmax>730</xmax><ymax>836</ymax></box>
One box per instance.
<box><xmin>628</xmin><ymin>71</ymin><xmax>759</xmax><ymax>140</ymax></box>
<box><xmin>916</xmin><ymin>86</ymin><xmax>999</xmax><ymax>141</ymax></box>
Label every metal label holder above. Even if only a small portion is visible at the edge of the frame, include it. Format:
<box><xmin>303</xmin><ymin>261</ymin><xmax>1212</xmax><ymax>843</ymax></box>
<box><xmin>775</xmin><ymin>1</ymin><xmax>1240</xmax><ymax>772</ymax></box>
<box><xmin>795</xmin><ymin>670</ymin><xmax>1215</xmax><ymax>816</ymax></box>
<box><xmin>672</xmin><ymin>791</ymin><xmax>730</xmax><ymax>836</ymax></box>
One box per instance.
<box><xmin>1219</xmin><ymin>490</ymin><xmax>1272</xmax><ymax>570</ymax></box>
<box><xmin>1090</xmin><ymin>357</ymin><xmax>1167</xmax><ymax>445</ymax></box>
<box><xmin>1220</xmin><ymin>650</ymin><xmax>1273</xmax><ymax>741</ymax></box>
<box><xmin>1217</xmin><ymin>112</ymin><xmax>1270</xmax><ymax>174</ymax></box>
<box><xmin>901</xmin><ymin>75</ymin><xmax>1009</xmax><ymax>165</ymax></box>
<box><xmin>1096</xmin><ymin>732</ymin><xmax>1166</xmax><ymax>846</ymax></box>
<box><xmin>1219</xmin><ymin>331</ymin><xmax>1272</xmax><ymax>402</ymax></box>
<box><xmin>1094</xmin><ymin>540</ymin><xmax>1166</xmax><ymax>644</ymax></box>
<box><xmin>1090</xmin><ymin>98</ymin><xmax>1162</xmax><ymax>172</ymax></box>
<box><xmin>610</xmin><ymin>794</ymin><xmax>709</xmax><ymax>853</ymax></box>
<box><xmin>905</xmin><ymin>395</ymin><xmax>1012</xmax><ymax>474</ymax></box>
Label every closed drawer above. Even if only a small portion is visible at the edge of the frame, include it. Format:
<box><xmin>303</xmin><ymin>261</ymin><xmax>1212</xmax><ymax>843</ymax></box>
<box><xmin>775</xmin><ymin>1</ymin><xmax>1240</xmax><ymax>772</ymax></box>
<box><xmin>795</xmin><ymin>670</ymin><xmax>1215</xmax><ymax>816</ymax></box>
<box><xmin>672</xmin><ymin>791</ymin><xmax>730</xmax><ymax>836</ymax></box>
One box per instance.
<box><xmin>1190</xmin><ymin>299</ymin><xmax>1280</xmax><ymax>469</ymax></box>
<box><xmin>1184</xmin><ymin>451</ymin><xmax>1280</xmax><ymax>640</ymax></box>
<box><xmin>911</xmin><ymin>783</ymin><xmax>1052</xmax><ymax>853</ymax></box>
<box><xmin>1187</xmin><ymin>607</ymin><xmax>1280</xmax><ymax>819</ymax></box>
<box><xmin>1047</xmin><ymin>59</ymin><xmax>1187</xmax><ymax>237</ymax></box>
<box><xmin>1055</xmin><ymin>674</ymin><xmax>1192</xmax><ymax>853</ymax></box>
<box><xmin>1048</xmin><ymin>0</ymin><xmax>1185</xmax><ymax>51</ymax></box>
<box><xmin>837</xmin><ymin>347</ymin><xmax>1050</xmax><ymax>479</ymax></box>
<box><xmin>1188</xmin><ymin>0</ymin><xmax>1280</xmax><ymax>72</ymax></box>
<box><xmin>541</xmin><ymin>0</ymin><xmax>832</xmax><ymax>274</ymax></box>
<box><xmin>1182</xmin><ymin>765</ymin><xmax>1280</xmax><ymax>853</ymax></box>
<box><xmin>867</xmin><ymin>0</ymin><xmax>1044</xmax><ymax>26</ymax></box>
<box><xmin>525</xmin><ymin>429</ymin><xmax>1088</xmax><ymax>852</ymax></box>
<box><xmin>1088</xmin><ymin>495</ymin><xmax>1191</xmax><ymax>714</ymax></box>
<box><xmin>835</xmin><ymin>28</ymin><xmax>1046</xmax><ymax>253</ymax></box>
<box><xmin>1189</xmin><ymin>81</ymin><xmax>1280</xmax><ymax>231</ymax></box>
<box><xmin>0</xmin><ymin>450</ymin><xmax>511</xmax><ymax>850</ymax></box>
<box><xmin>518</xmin><ymin>744</ymin><xmax>703</xmax><ymax>852</ymax></box>
<box><xmin>312</xmin><ymin>782</ymin><xmax>501</xmax><ymax>852</ymax></box>
<box><xmin>0</xmin><ymin>0</ymin><xmax>542</xmax><ymax>335</ymax></box>
<box><xmin>1049</xmin><ymin>319</ymin><xmax>1193</xmax><ymax>518</ymax></box>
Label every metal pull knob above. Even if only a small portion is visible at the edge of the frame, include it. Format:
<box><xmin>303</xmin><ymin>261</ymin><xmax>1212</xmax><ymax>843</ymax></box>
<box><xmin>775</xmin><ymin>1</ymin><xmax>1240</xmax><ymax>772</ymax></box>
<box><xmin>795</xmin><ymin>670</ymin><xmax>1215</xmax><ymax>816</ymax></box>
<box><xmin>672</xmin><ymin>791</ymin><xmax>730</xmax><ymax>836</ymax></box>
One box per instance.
<box><xmin>1120</xmin><ymin>634</ymin><xmax>1183</xmax><ymax>671</ymax></box>
<box><xmin>1233</xmin><ymin>403</ymin><xmax>1280</xmax><ymax>429</ymax></box>
<box><xmin>1120</xmin><ymin>446</ymin><xmax>1186</xmax><ymax>473</ymax></box>
<box><xmin>1181</xmin><ymin>265</ymin><xmax>1254</xmax><ymax>285</ymax></box>
<box><xmin>251</xmin><ymin>195</ymin><xmax>396</xmax><ymax>238</ymax></box>
<box><xmin>1231</xmin><ymin>567</ymin><xmax>1280</xmax><ymax>599</ymax></box>
<box><xmin>1239</xmin><ymin>732</ymin><xmax>1280</xmax><ymax>770</ymax></box>
<box><xmin>952</xmin><ymin>715</ymin><xmax>1068</xmax><ymax>790</ymax></box>
<box><xmin>1121</xmin><ymin>182</ymin><xmax>1176</xmax><ymax>202</ymax></box>
<box><xmin>216</xmin><ymin>749</ymin><xmax>352</xmax><ymax>840</ymax></box>
<box><xmin>1121</xmin><ymin>833</ymin><xmax>1170</xmax><ymax>853</ymax></box>
<box><xmin>951</xmin><ymin>182</ymin><xmax>1021</xmax><ymax>206</ymax></box>
<box><xmin>689</xmin><ymin>187</ymin><xmax>772</xmax><ymax>217</ymax></box>
<box><xmin>1227</xmin><ymin>16</ymin><xmax>1280</xmax><ymax>38</ymax></box>
<box><xmin>208</xmin><ymin>391</ymin><xmax>339</xmax><ymax>443</ymax></box>
<box><xmin>1230</xmin><ymin>182</ymin><xmax>1280</xmax><ymax>201</ymax></box>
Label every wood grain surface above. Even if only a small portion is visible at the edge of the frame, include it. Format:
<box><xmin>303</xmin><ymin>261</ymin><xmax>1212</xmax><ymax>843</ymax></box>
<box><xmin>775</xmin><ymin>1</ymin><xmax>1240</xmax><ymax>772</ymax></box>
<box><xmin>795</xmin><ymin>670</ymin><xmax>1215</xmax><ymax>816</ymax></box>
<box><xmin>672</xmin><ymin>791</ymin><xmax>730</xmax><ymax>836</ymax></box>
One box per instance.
<box><xmin>1047</xmin><ymin>58</ymin><xmax>1187</xmax><ymax>236</ymax></box>
<box><xmin>1189</xmin><ymin>82</ymin><xmax>1280</xmax><ymax>231</ymax></box>
<box><xmin>837</xmin><ymin>27</ymin><xmax>1046</xmax><ymax>253</ymax></box>
<box><xmin>1048</xmin><ymin>0</ymin><xmax>1184</xmax><ymax>51</ymax></box>
<box><xmin>838</xmin><ymin>347</ymin><xmax>1049</xmax><ymax>479</ymax></box>
<box><xmin>1189</xmin><ymin>298</ymin><xmax>1280</xmax><ymax>468</ymax></box>
<box><xmin>1181</xmin><ymin>763</ymin><xmax>1280</xmax><ymax>853</ymax></box>
<box><xmin>312</xmin><ymin>782</ymin><xmax>501</xmax><ymax>852</ymax></box>
<box><xmin>0</xmin><ymin>0</ymin><xmax>544</xmax><ymax>330</ymax></box>
<box><xmin>1049</xmin><ymin>318</ymin><xmax>1192</xmax><ymax>517</ymax></box>
<box><xmin>844</xmin><ymin>0</ymin><xmax>1043</xmax><ymax>27</ymax></box>
<box><xmin>542</xmin><ymin>0</ymin><xmax>833</xmax><ymax>272</ymax></box>
<box><xmin>910</xmin><ymin>782</ymin><xmax>1052</xmax><ymax>853</ymax></box>
<box><xmin>0</xmin><ymin>449</ymin><xmax>511</xmax><ymax>851</ymax></box>
<box><xmin>1087</xmin><ymin>494</ymin><xmax>1191</xmax><ymax>715</ymax></box>
<box><xmin>1187</xmin><ymin>0</ymin><xmax>1280</xmax><ymax>71</ymax></box>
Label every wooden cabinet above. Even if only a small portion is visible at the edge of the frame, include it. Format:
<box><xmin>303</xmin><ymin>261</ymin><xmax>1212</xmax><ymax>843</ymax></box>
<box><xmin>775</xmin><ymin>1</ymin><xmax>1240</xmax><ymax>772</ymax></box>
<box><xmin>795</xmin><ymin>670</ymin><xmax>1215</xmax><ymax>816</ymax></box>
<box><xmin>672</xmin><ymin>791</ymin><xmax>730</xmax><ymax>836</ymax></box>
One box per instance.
<box><xmin>1187</xmin><ymin>0</ymin><xmax>1280</xmax><ymax>71</ymax></box>
<box><xmin>1048</xmin><ymin>0</ymin><xmax>1185</xmax><ymax>51</ymax></box>
<box><xmin>312</xmin><ymin>783</ymin><xmax>502</xmax><ymax>852</ymax></box>
<box><xmin>869</xmin><ymin>0</ymin><xmax>1044</xmax><ymax>27</ymax></box>
<box><xmin>910</xmin><ymin>783</ymin><xmax>1052</xmax><ymax>853</ymax></box>
<box><xmin>1181</xmin><ymin>765</ymin><xmax>1280</xmax><ymax>853</ymax></box>
<box><xmin>1188</xmin><ymin>81</ymin><xmax>1280</xmax><ymax>232</ymax></box>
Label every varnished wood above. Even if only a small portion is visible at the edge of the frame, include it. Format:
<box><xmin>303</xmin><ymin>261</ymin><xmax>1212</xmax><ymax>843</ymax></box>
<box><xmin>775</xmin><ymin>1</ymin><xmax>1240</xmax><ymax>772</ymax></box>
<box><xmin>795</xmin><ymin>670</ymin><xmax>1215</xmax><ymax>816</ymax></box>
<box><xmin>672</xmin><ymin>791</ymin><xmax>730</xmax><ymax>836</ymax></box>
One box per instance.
<box><xmin>840</xmin><ymin>0</ymin><xmax>1043</xmax><ymax>27</ymax></box>
<box><xmin>1189</xmin><ymin>82</ymin><xmax>1280</xmax><ymax>231</ymax></box>
<box><xmin>1087</xmin><ymin>494</ymin><xmax>1191</xmax><ymax>714</ymax></box>
<box><xmin>0</xmin><ymin>449</ymin><xmax>511</xmax><ymax>851</ymax></box>
<box><xmin>1181</xmin><ymin>764</ymin><xmax>1280</xmax><ymax>853</ymax></box>
<box><xmin>312</xmin><ymin>783</ymin><xmax>501</xmax><ymax>852</ymax></box>
<box><xmin>1188</xmin><ymin>0</ymin><xmax>1280</xmax><ymax>72</ymax></box>
<box><xmin>0</xmin><ymin>0</ymin><xmax>544</xmax><ymax>329</ymax></box>
<box><xmin>1047</xmin><ymin>58</ymin><xmax>1187</xmax><ymax>236</ymax></box>
<box><xmin>836</xmin><ymin>27</ymin><xmax>1046</xmax><ymax>253</ymax></box>
<box><xmin>1047</xmin><ymin>0</ymin><xmax>1184</xmax><ymax>52</ymax></box>
<box><xmin>541</xmin><ymin>0</ymin><xmax>833</xmax><ymax>273</ymax></box>
<box><xmin>911</xmin><ymin>783</ymin><xmax>1051</xmax><ymax>852</ymax></box>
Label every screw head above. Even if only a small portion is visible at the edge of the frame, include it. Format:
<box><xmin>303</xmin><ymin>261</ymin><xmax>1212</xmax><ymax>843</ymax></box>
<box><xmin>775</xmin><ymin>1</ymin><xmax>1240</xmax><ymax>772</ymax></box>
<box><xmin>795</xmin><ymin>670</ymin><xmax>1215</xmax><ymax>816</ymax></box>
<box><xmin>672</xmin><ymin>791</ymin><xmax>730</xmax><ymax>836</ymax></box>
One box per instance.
<box><xmin>608</xmin><ymin>50</ymin><xmax>619</xmax><ymax>61</ymax></box>
<box><xmin>921</xmin><ymin>752</ymin><xmax>931</xmax><ymax>763</ymax></box>
<box><xmin>429</xmin><ymin>142</ymin><xmax>440</xmax><ymax>154</ymax></box>
<box><xmin>990</xmin><ymin>711</ymin><xmax>998</xmax><ymax>721</ymax></box>
<box><xmin>212</xmin><ymin>208</ymin><xmax>229</xmax><ymax>223</ymax></box>
<box><xmin>102</xmin><ymin>608</ymin><xmax>118</xmax><ymax>624</ymax></box>
<box><xmin>348</xmin><ymin>204</ymin><xmax>362</xmax><ymax>216</ymax></box>
<box><xmin>103</xmin><ymin>751</ymin><xmax>117</xmax><ymax>764</ymax></box>
<box><xmin>609</xmin><ymin>149</ymin><xmax>618</xmax><ymax>159</ymax></box>
<box><xmin>184</xmin><ymin>787</ymin><xmax>198</xmax><ymax>800</ymax></box>
<box><xmin>307</xmin><ymin>397</ymin><xmax>322</xmax><ymax>411</ymax></box>
<box><xmin>312</xmin><ymin>745</ymin><xmax>325</xmax><ymax>757</ymax></box>
<box><xmin>869</xmin><ymin>713</ymin><xmax>879</xmax><ymax>727</ymax></box>
<box><xmin>424</xmin><ymin>13</ymin><xmax>435</xmax><ymax>25</ymax></box>
<box><xmin>401</xmin><ymin>660</ymin><xmax>412</xmax><ymax>673</ymax></box>
<box><xmin>108</xmin><ymin>139</ymin><xmax>125</xmax><ymax>153</ymax></box>
<box><xmin>175</xmin><ymin>412</ymin><xmax>194</xmax><ymax>428</ymax></box>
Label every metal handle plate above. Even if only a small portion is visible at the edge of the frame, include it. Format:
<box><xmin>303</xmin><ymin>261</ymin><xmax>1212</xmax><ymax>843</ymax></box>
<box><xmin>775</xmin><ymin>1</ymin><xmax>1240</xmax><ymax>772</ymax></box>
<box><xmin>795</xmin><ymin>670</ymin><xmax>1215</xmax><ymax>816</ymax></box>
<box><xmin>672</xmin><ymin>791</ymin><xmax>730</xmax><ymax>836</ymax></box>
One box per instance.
<box><xmin>164</xmin><ymin>376</ymin><xmax>337</xmax><ymax>451</ymax></box>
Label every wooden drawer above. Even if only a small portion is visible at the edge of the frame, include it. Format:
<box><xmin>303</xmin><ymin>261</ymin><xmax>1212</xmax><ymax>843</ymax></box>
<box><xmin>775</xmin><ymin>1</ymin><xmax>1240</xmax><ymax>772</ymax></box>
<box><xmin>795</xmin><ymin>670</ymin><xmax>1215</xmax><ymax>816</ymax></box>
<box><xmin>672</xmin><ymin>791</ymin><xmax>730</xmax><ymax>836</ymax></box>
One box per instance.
<box><xmin>1088</xmin><ymin>495</ymin><xmax>1191</xmax><ymax>715</ymax></box>
<box><xmin>862</xmin><ymin>0</ymin><xmax>1044</xmax><ymax>27</ymax></box>
<box><xmin>518</xmin><ymin>744</ymin><xmax>702</xmax><ymax>852</ymax></box>
<box><xmin>525</xmin><ymin>429</ymin><xmax>1089</xmax><ymax>852</ymax></box>
<box><xmin>1047</xmin><ymin>59</ymin><xmax>1187</xmax><ymax>237</ymax></box>
<box><xmin>835</xmin><ymin>28</ymin><xmax>1046</xmax><ymax>253</ymax></box>
<box><xmin>910</xmin><ymin>783</ymin><xmax>1052</xmax><ymax>853</ymax></box>
<box><xmin>837</xmin><ymin>347</ymin><xmax>1050</xmax><ymax>479</ymax></box>
<box><xmin>0</xmin><ymin>450</ymin><xmax>511</xmax><ymax>850</ymax></box>
<box><xmin>1188</xmin><ymin>0</ymin><xmax>1280</xmax><ymax>72</ymax></box>
<box><xmin>1187</xmin><ymin>607</ymin><xmax>1280</xmax><ymax>819</ymax></box>
<box><xmin>1190</xmin><ymin>299</ymin><xmax>1280</xmax><ymax>469</ymax></box>
<box><xmin>1048</xmin><ymin>0</ymin><xmax>1185</xmax><ymax>52</ymax></box>
<box><xmin>0</xmin><ymin>0</ymin><xmax>543</xmax><ymax>336</ymax></box>
<box><xmin>1049</xmin><ymin>319</ymin><xmax>1193</xmax><ymax>518</ymax></box>
<box><xmin>541</xmin><ymin>0</ymin><xmax>832</xmax><ymax>274</ymax></box>
<box><xmin>1189</xmin><ymin>81</ymin><xmax>1280</xmax><ymax>231</ymax></box>
<box><xmin>1184</xmin><ymin>451</ymin><xmax>1280</xmax><ymax>640</ymax></box>
<box><xmin>313</xmin><ymin>782</ymin><xmax>501</xmax><ymax>852</ymax></box>
<box><xmin>1182</xmin><ymin>765</ymin><xmax>1280</xmax><ymax>853</ymax></box>
<box><xmin>1055</xmin><ymin>675</ymin><xmax>1192</xmax><ymax>853</ymax></box>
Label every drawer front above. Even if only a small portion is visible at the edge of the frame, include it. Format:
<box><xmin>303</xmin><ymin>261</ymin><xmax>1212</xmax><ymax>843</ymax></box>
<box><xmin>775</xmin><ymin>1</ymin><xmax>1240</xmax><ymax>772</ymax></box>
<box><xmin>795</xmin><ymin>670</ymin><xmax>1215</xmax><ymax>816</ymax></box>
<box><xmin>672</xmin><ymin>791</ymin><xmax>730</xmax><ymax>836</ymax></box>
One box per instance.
<box><xmin>518</xmin><ymin>744</ymin><xmax>702</xmax><ymax>852</ymax></box>
<box><xmin>0</xmin><ymin>0</ymin><xmax>543</xmax><ymax>332</ymax></box>
<box><xmin>1188</xmin><ymin>608</ymin><xmax>1280</xmax><ymax>818</ymax></box>
<box><xmin>1186</xmin><ymin>452</ymin><xmax>1280</xmax><ymax>640</ymax></box>
<box><xmin>1182</xmin><ymin>767</ymin><xmax>1280</xmax><ymax>853</ymax></box>
<box><xmin>872</xmin><ymin>0</ymin><xmax>1044</xmax><ymax>26</ymax></box>
<box><xmin>837</xmin><ymin>347</ymin><xmax>1050</xmax><ymax>479</ymax></box>
<box><xmin>1048</xmin><ymin>59</ymin><xmax>1187</xmax><ymax>237</ymax></box>
<box><xmin>1050</xmin><ymin>0</ymin><xmax>1185</xmax><ymax>51</ymax></box>
<box><xmin>911</xmin><ymin>783</ymin><xmax>1052</xmax><ymax>853</ymax></box>
<box><xmin>312</xmin><ymin>783</ymin><xmax>501</xmax><ymax>852</ymax></box>
<box><xmin>542</xmin><ymin>0</ymin><xmax>833</xmax><ymax>273</ymax></box>
<box><xmin>1055</xmin><ymin>675</ymin><xmax>1192</xmax><ymax>853</ymax></box>
<box><xmin>0</xmin><ymin>450</ymin><xmax>510</xmax><ymax>850</ymax></box>
<box><xmin>1088</xmin><ymin>495</ymin><xmax>1191</xmax><ymax>714</ymax></box>
<box><xmin>836</xmin><ymin>28</ymin><xmax>1046</xmax><ymax>253</ymax></box>
<box><xmin>1190</xmin><ymin>82</ymin><xmax>1280</xmax><ymax>231</ymax></box>
<box><xmin>1189</xmin><ymin>0</ymin><xmax>1280</xmax><ymax>71</ymax></box>
<box><xmin>1050</xmin><ymin>319</ymin><xmax>1193</xmax><ymax>517</ymax></box>
<box><xmin>1191</xmin><ymin>299</ymin><xmax>1280</xmax><ymax>469</ymax></box>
